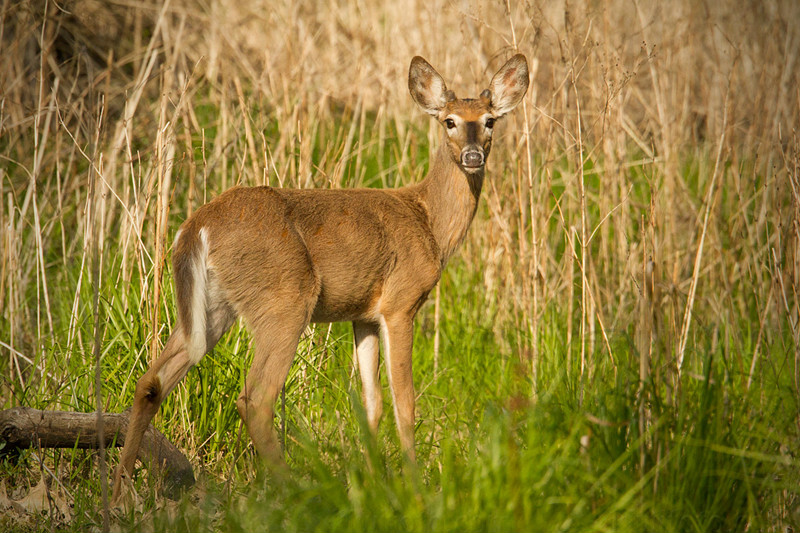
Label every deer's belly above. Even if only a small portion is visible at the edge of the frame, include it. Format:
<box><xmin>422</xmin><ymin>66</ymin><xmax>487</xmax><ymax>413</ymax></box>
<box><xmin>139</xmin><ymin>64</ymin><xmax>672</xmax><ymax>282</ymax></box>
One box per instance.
<box><xmin>310</xmin><ymin>275</ymin><xmax>383</xmax><ymax>323</ymax></box>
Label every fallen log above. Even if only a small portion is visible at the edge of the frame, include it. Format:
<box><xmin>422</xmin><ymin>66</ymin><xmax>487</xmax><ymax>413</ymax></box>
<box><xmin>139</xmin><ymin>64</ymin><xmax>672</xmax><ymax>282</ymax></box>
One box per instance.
<box><xmin>0</xmin><ymin>407</ymin><xmax>194</xmax><ymax>499</ymax></box>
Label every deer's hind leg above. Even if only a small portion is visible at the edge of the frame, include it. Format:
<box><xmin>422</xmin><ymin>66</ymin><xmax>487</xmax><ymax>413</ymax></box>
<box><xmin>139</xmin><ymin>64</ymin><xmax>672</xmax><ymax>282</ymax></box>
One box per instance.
<box><xmin>236</xmin><ymin>302</ymin><xmax>315</xmax><ymax>468</ymax></box>
<box><xmin>234</xmin><ymin>252</ymin><xmax>320</xmax><ymax>468</ymax></box>
<box><xmin>112</xmin><ymin>301</ymin><xmax>235</xmax><ymax>503</ymax></box>
<box><xmin>112</xmin><ymin>330</ymin><xmax>190</xmax><ymax>503</ymax></box>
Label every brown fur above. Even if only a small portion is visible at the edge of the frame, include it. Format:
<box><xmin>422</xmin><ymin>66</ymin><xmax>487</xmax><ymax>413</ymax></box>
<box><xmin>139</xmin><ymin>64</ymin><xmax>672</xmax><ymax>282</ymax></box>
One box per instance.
<box><xmin>111</xmin><ymin>54</ymin><xmax>528</xmax><ymax>504</ymax></box>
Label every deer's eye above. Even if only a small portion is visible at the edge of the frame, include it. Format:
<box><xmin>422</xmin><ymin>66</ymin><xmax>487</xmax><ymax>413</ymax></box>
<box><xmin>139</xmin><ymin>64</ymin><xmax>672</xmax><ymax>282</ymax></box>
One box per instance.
<box><xmin>445</xmin><ymin>118</ymin><xmax>456</xmax><ymax>129</ymax></box>
<box><xmin>485</xmin><ymin>118</ymin><xmax>495</xmax><ymax>129</ymax></box>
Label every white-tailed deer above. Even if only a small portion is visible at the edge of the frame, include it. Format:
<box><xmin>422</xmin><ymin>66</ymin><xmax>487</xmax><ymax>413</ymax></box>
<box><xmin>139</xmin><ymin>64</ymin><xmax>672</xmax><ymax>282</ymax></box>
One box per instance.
<box><xmin>112</xmin><ymin>54</ymin><xmax>528</xmax><ymax>502</ymax></box>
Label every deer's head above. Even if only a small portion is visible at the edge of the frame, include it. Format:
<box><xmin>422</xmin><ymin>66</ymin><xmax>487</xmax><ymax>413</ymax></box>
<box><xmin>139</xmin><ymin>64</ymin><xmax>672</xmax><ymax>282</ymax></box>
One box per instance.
<box><xmin>409</xmin><ymin>54</ymin><xmax>529</xmax><ymax>174</ymax></box>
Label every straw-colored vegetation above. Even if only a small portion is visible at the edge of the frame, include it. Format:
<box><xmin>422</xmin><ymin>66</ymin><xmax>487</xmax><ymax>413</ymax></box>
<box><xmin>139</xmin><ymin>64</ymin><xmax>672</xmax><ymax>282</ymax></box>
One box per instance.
<box><xmin>1</xmin><ymin>0</ymin><xmax>799</xmax><ymax>531</ymax></box>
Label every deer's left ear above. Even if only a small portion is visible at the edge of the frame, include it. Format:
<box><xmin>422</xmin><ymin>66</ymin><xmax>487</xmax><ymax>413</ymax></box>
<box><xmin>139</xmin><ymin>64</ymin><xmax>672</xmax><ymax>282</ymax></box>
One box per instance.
<box><xmin>487</xmin><ymin>54</ymin><xmax>529</xmax><ymax>117</ymax></box>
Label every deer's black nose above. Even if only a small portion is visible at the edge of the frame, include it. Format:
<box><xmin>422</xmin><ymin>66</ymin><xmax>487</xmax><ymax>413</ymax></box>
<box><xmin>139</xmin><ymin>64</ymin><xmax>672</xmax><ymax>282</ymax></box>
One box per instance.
<box><xmin>461</xmin><ymin>150</ymin><xmax>484</xmax><ymax>168</ymax></box>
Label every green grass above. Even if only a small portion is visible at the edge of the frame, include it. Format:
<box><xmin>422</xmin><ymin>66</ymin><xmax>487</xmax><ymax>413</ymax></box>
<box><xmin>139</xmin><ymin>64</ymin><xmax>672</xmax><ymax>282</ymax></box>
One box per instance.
<box><xmin>103</xmin><ymin>299</ymin><xmax>796</xmax><ymax>533</ymax></box>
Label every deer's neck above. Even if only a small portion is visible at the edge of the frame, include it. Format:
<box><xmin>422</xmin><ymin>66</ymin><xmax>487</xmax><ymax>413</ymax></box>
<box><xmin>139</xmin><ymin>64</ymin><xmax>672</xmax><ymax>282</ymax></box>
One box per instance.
<box><xmin>417</xmin><ymin>142</ymin><xmax>484</xmax><ymax>266</ymax></box>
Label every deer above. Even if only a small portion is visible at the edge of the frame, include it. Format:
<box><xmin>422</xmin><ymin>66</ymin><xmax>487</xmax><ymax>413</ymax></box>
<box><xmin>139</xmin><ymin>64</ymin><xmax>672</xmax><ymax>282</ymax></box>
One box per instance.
<box><xmin>111</xmin><ymin>53</ymin><xmax>529</xmax><ymax>504</ymax></box>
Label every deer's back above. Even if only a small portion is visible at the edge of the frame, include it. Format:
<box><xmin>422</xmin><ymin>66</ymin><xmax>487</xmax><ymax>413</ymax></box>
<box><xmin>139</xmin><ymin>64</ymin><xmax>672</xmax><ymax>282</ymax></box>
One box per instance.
<box><xmin>178</xmin><ymin>186</ymin><xmax>442</xmax><ymax>323</ymax></box>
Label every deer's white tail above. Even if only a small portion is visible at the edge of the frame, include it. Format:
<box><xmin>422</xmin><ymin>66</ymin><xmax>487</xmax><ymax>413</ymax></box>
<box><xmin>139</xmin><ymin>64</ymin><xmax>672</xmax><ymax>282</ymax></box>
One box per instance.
<box><xmin>173</xmin><ymin>226</ymin><xmax>209</xmax><ymax>364</ymax></box>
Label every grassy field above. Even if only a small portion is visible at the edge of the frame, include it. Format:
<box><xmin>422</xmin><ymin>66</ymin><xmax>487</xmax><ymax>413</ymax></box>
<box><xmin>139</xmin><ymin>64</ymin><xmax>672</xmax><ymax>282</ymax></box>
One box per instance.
<box><xmin>2</xmin><ymin>0</ymin><xmax>799</xmax><ymax>531</ymax></box>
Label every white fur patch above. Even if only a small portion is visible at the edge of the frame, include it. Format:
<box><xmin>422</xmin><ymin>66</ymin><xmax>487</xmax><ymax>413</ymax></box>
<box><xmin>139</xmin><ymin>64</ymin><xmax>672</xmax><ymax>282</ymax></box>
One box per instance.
<box><xmin>378</xmin><ymin>315</ymin><xmax>401</xmax><ymax>428</ymax></box>
<box><xmin>355</xmin><ymin>328</ymin><xmax>381</xmax><ymax>423</ymax></box>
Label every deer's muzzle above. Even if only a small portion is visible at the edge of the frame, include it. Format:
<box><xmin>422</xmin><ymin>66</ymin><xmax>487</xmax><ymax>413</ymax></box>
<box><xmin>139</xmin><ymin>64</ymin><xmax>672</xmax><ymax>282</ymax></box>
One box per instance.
<box><xmin>461</xmin><ymin>146</ymin><xmax>485</xmax><ymax>169</ymax></box>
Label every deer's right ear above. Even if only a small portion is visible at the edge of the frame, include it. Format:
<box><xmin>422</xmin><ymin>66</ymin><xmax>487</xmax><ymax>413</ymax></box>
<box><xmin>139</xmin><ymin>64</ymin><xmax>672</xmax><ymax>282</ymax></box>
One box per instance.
<box><xmin>409</xmin><ymin>56</ymin><xmax>448</xmax><ymax>117</ymax></box>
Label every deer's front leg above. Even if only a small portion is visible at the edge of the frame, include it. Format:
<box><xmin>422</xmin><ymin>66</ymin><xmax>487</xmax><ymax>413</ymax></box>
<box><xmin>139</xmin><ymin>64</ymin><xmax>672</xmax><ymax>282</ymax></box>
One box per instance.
<box><xmin>379</xmin><ymin>314</ymin><xmax>416</xmax><ymax>462</ymax></box>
